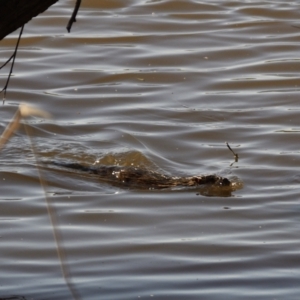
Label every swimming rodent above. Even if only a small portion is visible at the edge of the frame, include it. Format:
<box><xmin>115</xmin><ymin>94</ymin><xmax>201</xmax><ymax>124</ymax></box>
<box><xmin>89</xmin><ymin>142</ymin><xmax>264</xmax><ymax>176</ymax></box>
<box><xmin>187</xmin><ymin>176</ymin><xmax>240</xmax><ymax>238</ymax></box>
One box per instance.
<box><xmin>51</xmin><ymin>161</ymin><xmax>232</xmax><ymax>190</ymax></box>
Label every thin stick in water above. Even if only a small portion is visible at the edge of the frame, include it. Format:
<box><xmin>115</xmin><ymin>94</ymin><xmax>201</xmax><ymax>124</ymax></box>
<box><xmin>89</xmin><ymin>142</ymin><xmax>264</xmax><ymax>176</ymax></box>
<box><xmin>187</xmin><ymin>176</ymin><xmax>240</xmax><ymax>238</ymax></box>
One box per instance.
<box><xmin>0</xmin><ymin>109</ymin><xmax>22</xmax><ymax>151</ymax></box>
<box><xmin>0</xmin><ymin>104</ymin><xmax>80</xmax><ymax>300</ymax></box>
<box><xmin>23</xmin><ymin>122</ymin><xmax>81</xmax><ymax>300</ymax></box>
<box><xmin>226</xmin><ymin>141</ymin><xmax>239</xmax><ymax>162</ymax></box>
<box><xmin>0</xmin><ymin>104</ymin><xmax>50</xmax><ymax>151</ymax></box>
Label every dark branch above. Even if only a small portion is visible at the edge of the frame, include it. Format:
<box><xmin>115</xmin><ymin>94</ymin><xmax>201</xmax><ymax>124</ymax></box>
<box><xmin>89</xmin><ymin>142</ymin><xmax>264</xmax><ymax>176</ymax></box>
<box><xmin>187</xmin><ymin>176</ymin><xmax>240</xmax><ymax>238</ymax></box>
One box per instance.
<box><xmin>1</xmin><ymin>25</ymin><xmax>24</xmax><ymax>103</ymax></box>
<box><xmin>66</xmin><ymin>0</ymin><xmax>82</xmax><ymax>33</ymax></box>
<box><xmin>0</xmin><ymin>53</ymin><xmax>14</xmax><ymax>70</ymax></box>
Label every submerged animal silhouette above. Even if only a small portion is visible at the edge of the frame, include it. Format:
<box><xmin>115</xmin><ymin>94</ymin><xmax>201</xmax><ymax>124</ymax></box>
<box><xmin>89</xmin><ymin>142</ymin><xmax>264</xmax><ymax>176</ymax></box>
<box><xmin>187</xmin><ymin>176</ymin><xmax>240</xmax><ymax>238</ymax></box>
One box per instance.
<box><xmin>51</xmin><ymin>161</ymin><xmax>231</xmax><ymax>190</ymax></box>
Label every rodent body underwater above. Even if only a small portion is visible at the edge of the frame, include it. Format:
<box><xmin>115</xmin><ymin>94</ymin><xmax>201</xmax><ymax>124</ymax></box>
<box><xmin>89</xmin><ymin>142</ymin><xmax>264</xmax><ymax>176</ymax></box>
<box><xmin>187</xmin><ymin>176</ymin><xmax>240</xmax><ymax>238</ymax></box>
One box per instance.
<box><xmin>51</xmin><ymin>161</ymin><xmax>232</xmax><ymax>190</ymax></box>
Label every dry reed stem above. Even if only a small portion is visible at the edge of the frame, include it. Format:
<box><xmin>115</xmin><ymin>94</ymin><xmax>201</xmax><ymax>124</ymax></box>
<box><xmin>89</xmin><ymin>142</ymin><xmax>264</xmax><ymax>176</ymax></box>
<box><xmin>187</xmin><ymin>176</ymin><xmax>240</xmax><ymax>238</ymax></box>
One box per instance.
<box><xmin>0</xmin><ymin>104</ymin><xmax>80</xmax><ymax>300</ymax></box>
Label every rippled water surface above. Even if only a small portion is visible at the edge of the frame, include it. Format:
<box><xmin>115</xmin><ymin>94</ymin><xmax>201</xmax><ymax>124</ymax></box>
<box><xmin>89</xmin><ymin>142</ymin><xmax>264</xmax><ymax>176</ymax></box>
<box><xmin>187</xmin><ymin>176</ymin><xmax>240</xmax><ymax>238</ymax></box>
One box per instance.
<box><xmin>1</xmin><ymin>0</ymin><xmax>300</xmax><ymax>299</ymax></box>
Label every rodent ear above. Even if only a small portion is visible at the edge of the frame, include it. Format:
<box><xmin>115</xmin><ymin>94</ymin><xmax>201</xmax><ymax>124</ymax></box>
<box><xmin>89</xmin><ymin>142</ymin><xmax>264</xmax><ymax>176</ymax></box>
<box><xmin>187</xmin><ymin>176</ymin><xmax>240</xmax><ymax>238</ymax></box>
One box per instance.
<box><xmin>220</xmin><ymin>177</ymin><xmax>231</xmax><ymax>186</ymax></box>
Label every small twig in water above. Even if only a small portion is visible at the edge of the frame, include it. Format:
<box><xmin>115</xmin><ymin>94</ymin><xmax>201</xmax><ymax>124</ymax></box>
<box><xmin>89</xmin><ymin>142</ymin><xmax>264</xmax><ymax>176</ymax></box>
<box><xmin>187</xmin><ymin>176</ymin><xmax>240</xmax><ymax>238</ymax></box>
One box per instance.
<box><xmin>226</xmin><ymin>142</ymin><xmax>239</xmax><ymax>162</ymax></box>
<box><xmin>67</xmin><ymin>0</ymin><xmax>82</xmax><ymax>33</ymax></box>
<box><xmin>1</xmin><ymin>25</ymin><xmax>24</xmax><ymax>103</ymax></box>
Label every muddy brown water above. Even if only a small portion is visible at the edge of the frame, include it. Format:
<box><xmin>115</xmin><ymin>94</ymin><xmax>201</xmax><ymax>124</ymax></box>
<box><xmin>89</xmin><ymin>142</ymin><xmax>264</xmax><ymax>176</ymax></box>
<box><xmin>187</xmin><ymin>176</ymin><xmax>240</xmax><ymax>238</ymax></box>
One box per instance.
<box><xmin>1</xmin><ymin>1</ymin><xmax>300</xmax><ymax>299</ymax></box>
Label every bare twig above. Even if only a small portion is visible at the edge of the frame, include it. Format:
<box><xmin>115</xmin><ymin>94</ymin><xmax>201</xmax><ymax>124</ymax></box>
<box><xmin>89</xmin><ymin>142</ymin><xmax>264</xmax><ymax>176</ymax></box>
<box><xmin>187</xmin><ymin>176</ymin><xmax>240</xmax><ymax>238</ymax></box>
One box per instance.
<box><xmin>67</xmin><ymin>0</ymin><xmax>82</xmax><ymax>33</ymax></box>
<box><xmin>226</xmin><ymin>141</ymin><xmax>239</xmax><ymax>162</ymax></box>
<box><xmin>1</xmin><ymin>25</ymin><xmax>24</xmax><ymax>103</ymax></box>
<box><xmin>0</xmin><ymin>53</ymin><xmax>14</xmax><ymax>70</ymax></box>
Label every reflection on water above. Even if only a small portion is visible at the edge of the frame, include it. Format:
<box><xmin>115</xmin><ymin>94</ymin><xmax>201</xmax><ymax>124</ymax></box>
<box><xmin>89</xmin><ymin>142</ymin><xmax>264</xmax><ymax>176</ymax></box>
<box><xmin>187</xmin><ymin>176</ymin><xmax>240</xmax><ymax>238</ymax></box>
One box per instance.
<box><xmin>1</xmin><ymin>0</ymin><xmax>300</xmax><ymax>299</ymax></box>
<box><xmin>0</xmin><ymin>297</ymin><xmax>27</xmax><ymax>300</ymax></box>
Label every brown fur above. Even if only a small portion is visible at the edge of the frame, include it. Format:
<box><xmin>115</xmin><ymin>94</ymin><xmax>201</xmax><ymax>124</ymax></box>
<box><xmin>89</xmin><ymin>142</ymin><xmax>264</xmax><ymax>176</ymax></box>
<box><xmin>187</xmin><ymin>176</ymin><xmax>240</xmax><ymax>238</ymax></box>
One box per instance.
<box><xmin>52</xmin><ymin>162</ymin><xmax>231</xmax><ymax>189</ymax></box>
